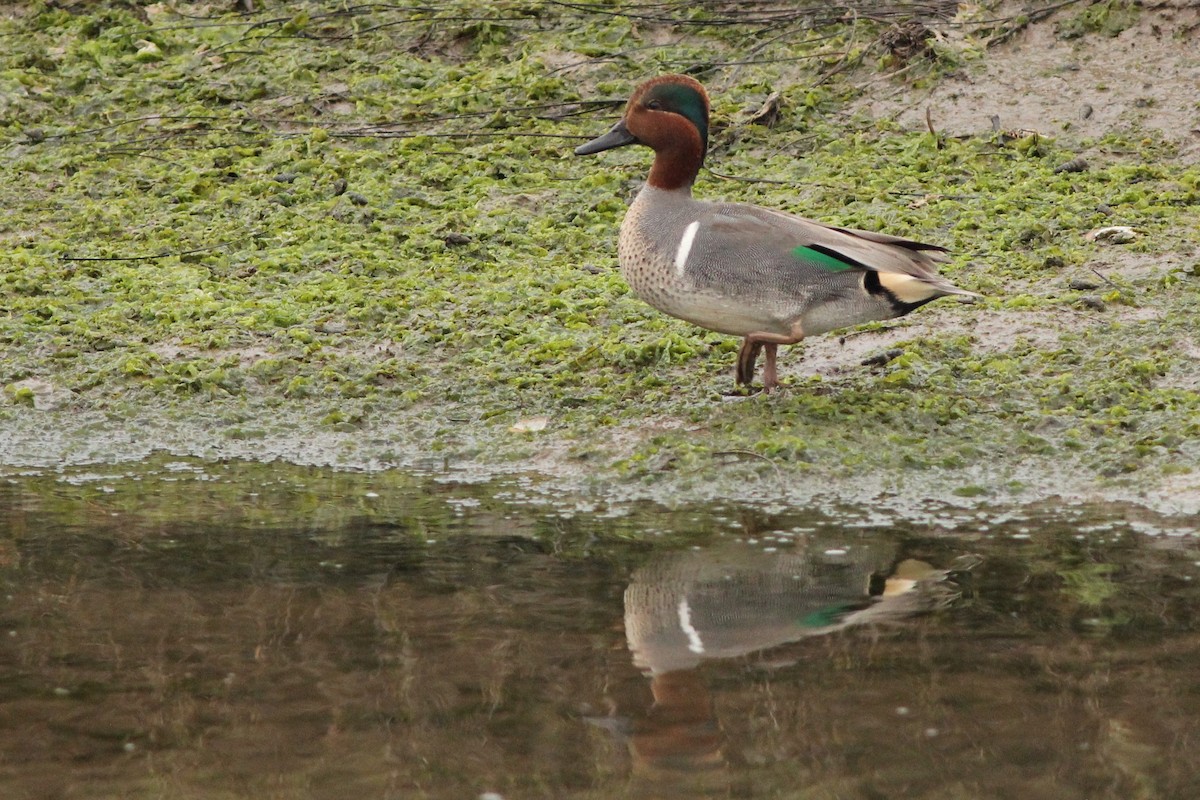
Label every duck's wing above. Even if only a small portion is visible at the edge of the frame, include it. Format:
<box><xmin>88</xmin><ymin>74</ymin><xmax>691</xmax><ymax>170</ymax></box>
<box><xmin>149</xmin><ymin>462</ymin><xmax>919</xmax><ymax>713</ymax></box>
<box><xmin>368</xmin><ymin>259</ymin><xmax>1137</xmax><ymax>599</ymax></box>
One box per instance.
<box><xmin>680</xmin><ymin>202</ymin><xmax>975</xmax><ymax>300</ymax></box>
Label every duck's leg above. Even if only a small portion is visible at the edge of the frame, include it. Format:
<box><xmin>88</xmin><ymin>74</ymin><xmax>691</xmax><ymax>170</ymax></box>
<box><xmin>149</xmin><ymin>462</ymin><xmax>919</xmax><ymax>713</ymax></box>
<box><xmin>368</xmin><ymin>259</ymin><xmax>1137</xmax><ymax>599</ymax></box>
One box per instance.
<box><xmin>740</xmin><ymin>325</ymin><xmax>805</xmax><ymax>393</ymax></box>
<box><xmin>762</xmin><ymin>344</ymin><xmax>780</xmax><ymax>393</ymax></box>
<box><xmin>736</xmin><ymin>339</ymin><xmax>763</xmax><ymax>388</ymax></box>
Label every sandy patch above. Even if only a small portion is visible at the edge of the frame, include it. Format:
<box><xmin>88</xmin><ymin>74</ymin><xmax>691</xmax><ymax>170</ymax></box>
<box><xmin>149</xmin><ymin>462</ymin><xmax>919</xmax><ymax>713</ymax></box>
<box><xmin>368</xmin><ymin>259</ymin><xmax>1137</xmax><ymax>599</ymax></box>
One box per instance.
<box><xmin>856</xmin><ymin>2</ymin><xmax>1200</xmax><ymax>161</ymax></box>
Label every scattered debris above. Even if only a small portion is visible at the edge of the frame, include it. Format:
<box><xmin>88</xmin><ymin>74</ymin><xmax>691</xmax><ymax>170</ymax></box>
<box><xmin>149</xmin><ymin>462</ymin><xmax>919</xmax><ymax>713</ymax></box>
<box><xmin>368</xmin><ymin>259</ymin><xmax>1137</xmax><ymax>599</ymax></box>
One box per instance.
<box><xmin>509</xmin><ymin>416</ymin><xmax>550</xmax><ymax>433</ymax></box>
<box><xmin>1084</xmin><ymin>225</ymin><xmax>1137</xmax><ymax>244</ymax></box>
<box><xmin>987</xmin><ymin>113</ymin><xmax>1044</xmax><ymax>141</ymax></box>
<box><xmin>1001</xmin><ymin>127</ymin><xmax>1041</xmax><ymax>142</ymax></box>
<box><xmin>907</xmin><ymin>193</ymin><xmax>943</xmax><ymax>209</ymax></box>
<box><xmin>880</xmin><ymin>20</ymin><xmax>934</xmax><ymax>62</ymax></box>
<box><xmin>744</xmin><ymin>91</ymin><xmax>782</xmax><ymax>127</ymax></box>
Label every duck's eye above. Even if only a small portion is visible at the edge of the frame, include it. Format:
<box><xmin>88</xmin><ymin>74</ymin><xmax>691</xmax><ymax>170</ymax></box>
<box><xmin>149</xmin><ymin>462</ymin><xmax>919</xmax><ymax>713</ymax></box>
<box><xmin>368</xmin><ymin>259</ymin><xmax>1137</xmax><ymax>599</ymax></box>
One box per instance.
<box><xmin>645</xmin><ymin>99</ymin><xmax>663</xmax><ymax>111</ymax></box>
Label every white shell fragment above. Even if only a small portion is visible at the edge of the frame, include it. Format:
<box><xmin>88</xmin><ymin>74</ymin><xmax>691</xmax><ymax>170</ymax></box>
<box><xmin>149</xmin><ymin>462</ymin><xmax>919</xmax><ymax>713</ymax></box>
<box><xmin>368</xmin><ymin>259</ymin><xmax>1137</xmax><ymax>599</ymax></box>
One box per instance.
<box><xmin>1084</xmin><ymin>225</ymin><xmax>1137</xmax><ymax>244</ymax></box>
<box><xmin>509</xmin><ymin>416</ymin><xmax>550</xmax><ymax>433</ymax></box>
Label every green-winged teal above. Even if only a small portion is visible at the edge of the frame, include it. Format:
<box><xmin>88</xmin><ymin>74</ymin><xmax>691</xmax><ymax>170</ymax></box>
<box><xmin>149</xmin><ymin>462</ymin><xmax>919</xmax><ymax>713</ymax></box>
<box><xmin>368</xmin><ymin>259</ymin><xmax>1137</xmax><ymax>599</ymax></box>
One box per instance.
<box><xmin>575</xmin><ymin>74</ymin><xmax>976</xmax><ymax>392</ymax></box>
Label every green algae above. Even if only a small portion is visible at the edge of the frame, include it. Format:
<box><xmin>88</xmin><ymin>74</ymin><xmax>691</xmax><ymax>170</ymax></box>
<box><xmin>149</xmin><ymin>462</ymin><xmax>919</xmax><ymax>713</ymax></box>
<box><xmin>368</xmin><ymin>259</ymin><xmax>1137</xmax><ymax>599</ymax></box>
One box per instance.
<box><xmin>0</xmin><ymin>1</ymin><xmax>1198</xmax><ymax>506</ymax></box>
<box><xmin>1058</xmin><ymin>0</ymin><xmax>1141</xmax><ymax>39</ymax></box>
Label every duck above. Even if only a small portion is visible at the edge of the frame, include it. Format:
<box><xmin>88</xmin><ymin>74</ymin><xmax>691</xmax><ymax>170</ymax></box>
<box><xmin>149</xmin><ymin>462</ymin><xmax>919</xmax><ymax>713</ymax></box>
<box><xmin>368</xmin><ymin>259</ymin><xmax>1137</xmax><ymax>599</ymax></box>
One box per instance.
<box><xmin>574</xmin><ymin>74</ymin><xmax>976</xmax><ymax>393</ymax></box>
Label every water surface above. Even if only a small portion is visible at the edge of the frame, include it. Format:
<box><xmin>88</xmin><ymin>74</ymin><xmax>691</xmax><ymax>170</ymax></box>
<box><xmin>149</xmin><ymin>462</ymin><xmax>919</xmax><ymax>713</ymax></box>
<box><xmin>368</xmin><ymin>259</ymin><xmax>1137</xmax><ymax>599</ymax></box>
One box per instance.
<box><xmin>3</xmin><ymin>459</ymin><xmax>1200</xmax><ymax>799</ymax></box>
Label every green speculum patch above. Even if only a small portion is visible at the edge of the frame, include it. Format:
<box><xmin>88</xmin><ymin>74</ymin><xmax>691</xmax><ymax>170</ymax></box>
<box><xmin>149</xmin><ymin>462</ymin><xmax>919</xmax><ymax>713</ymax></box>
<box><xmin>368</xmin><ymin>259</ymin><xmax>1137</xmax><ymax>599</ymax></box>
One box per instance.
<box><xmin>793</xmin><ymin>244</ymin><xmax>859</xmax><ymax>272</ymax></box>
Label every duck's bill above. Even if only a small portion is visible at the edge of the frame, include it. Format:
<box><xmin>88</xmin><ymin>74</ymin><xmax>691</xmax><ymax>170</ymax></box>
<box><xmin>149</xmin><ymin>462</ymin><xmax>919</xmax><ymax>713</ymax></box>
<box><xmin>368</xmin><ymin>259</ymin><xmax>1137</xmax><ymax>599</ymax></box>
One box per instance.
<box><xmin>574</xmin><ymin>119</ymin><xmax>637</xmax><ymax>155</ymax></box>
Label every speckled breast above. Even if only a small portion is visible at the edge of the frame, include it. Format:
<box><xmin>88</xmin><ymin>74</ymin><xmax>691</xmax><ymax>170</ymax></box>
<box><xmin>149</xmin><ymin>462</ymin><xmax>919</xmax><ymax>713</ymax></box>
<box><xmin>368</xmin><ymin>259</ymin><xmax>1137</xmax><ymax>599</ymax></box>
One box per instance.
<box><xmin>616</xmin><ymin>190</ymin><xmax>786</xmax><ymax>337</ymax></box>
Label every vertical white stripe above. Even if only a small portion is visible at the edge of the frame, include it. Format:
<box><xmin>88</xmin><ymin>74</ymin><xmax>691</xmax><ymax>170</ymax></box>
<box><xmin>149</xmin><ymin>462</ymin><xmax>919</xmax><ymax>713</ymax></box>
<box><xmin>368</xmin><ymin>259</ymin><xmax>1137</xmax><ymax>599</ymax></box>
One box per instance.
<box><xmin>677</xmin><ymin>597</ymin><xmax>705</xmax><ymax>654</ymax></box>
<box><xmin>674</xmin><ymin>220</ymin><xmax>700</xmax><ymax>276</ymax></box>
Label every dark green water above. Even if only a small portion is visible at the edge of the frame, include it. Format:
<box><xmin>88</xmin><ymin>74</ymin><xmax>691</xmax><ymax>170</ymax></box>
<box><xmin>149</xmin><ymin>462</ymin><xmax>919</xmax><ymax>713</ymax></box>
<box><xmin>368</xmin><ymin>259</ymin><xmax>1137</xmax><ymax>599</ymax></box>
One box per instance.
<box><xmin>2</xmin><ymin>458</ymin><xmax>1200</xmax><ymax>799</ymax></box>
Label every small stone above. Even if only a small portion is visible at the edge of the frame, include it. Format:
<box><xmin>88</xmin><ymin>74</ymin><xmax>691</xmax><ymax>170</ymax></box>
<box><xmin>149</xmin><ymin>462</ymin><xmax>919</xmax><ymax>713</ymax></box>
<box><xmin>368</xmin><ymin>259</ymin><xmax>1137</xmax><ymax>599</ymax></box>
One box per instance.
<box><xmin>1068</xmin><ymin>278</ymin><xmax>1100</xmax><ymax>291</ymax></box>
<box><xmin>347</xmin><ymin>192</ymin><xmax>369</xmax><ymax>206</ymax></box>
<box><xmin>1053</xmin><ymin>157</ymin><xmax>1088</xmax><ymax>174</ymax></box>
<box><xmin>861</xmin><ymin>348</ymin><xmax>904</xmax><ymax>368</ymax></box>
<box><xmin>1079</xmin><ymin>296</ymin><xmax>1107</xmax><ymax>311</ymax></box>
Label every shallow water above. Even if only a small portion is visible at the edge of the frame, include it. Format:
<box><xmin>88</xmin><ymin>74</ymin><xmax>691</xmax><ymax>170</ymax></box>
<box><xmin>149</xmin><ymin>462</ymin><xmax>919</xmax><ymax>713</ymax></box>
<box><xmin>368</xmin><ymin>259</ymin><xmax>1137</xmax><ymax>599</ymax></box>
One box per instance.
<box><xmin>3</xmin><ymin>459</ymin><xmax>1200</xmax><ymax>799</ymax></box>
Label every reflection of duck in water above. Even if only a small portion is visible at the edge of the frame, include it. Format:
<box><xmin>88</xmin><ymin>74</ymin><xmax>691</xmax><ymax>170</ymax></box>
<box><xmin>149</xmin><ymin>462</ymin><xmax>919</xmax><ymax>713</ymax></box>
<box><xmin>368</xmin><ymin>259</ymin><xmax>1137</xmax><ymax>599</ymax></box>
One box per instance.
<box><xmin>610</xmin><ymin>540</ymin><xmax>974</xmax><ymax>774</ymax></box>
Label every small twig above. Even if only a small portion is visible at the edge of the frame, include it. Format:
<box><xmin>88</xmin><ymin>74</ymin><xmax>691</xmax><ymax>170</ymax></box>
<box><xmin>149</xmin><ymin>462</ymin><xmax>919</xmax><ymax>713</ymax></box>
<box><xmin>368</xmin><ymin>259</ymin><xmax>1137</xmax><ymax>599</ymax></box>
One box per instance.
<box><xmin>706</xmin><ymin>169</ymin><xmax>796</xmax><ymax>185</ymax></box>
<box><xmin>712</xmin><ymin>449</ymin><xmax>784</xmax><ymax>484</ymax></box>
<box><xmin>852</xmin><ymin>58</ymin><xmax>922</xmax><ymax>90</ymax></box>
<box><xmin>546</xmin><ymin>41</ymin><xmax>687</xmax><ymax>76</ymax></box>
<box><xmin>36</xmin><ymin>114</ymin><xmax>231</xmax><ymax>141</ymax></box>
<box><xmin>981</xmin><ymin>0</ymin><xmax>1087</xmax><ymax>46</ymax></box>
<box><xmin>811</xmin><ymin>41</ymin><xmax>870</xmax><ymax>89</ymax></box>
<box><xmin>838</xmin><ymin>324</ymin><xmax>899</xmax><ymax>343</ymax></box>
<box><xmin>61</xmin><ymin>235</ymin><xmax>258</xmax><ymax>263</ymax></box>
<box><xmin>96</xmin><ymin>149</ymin><xmax>176</xmax><ymax>164</ymax></box>
<box><xmin>1090</xmin><ymin>267</ymin><xmax>1118</xmax><ymax>288</ymax></box>
<box><xmin>332</xmin><ymin>130</ymin><xmax>582</xmax><ymax>141</ymax></box>
<box><xmin>707</xmin><ymin>169</ymin><xmax>978</xmax><ymax>200</ymax></box>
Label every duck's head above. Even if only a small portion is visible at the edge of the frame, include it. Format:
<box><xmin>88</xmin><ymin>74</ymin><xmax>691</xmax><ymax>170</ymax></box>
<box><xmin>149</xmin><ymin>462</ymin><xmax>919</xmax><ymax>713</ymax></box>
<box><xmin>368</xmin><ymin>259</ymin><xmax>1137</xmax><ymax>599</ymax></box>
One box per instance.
<box><xmin>575</xmin><ymin>74</ymin><xmax>710</xmax><ymax>190</ymax></box>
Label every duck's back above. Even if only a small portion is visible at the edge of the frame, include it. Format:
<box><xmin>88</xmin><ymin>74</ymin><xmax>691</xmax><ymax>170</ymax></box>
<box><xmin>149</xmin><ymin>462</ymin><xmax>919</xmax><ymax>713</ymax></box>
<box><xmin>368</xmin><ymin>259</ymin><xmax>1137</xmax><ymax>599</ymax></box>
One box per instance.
<box><xmin>617</xmin><ymin>186</ymin><xmax>954</xmax><ymax>338</ymax></box>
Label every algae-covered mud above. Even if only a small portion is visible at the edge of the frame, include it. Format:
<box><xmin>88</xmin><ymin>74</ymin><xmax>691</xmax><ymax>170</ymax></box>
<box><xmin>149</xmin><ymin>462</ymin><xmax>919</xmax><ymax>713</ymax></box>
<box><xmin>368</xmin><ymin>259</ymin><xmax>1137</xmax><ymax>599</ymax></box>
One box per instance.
<box><xmin>1</xmin><ymin>1</ymin><xmax>1199</xmax><ymax>512</ymax></box>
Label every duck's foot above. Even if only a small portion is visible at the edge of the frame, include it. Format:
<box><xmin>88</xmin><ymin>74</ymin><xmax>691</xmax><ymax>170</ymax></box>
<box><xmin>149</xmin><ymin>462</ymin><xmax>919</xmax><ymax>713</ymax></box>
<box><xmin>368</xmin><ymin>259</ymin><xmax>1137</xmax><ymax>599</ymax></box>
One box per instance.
<box><xmin>735</xmin><ymin>339</ymin><xmax>763</xmax><ymax>388</ymax></box>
